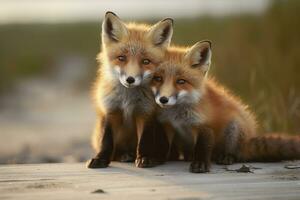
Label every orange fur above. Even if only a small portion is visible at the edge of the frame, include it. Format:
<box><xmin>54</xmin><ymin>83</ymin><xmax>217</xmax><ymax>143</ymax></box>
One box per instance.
<box><xmin>152</xmin><ymin>43</ymin><xmax>300</xmax><ymax>166</ymax></box>
<box><xmin>93</xmin><ymin>22</ymin><xmax>167</xmax><ymax>152</ymax></box>
<box><xmin>89</xmin><ymin>12</ymin><xmax>173</xmax><ymax>167</ymax></box>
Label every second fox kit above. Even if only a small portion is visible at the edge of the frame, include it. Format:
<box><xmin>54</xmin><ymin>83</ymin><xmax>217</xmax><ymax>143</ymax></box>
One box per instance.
<box><xmin>87</xmin><ymin>12</ymin><xmax>173</xmax><ymax>168</ymax></box>
<box><xmin>151</xmin><ymin>41</ymin><xmax>300</xmax><ymax>173</ymax></box>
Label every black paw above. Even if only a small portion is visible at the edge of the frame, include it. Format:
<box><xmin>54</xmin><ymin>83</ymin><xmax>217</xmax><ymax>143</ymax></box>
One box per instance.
<box><xmin>119</xmin><ymin>153</ymin><xmax>135</xmax><ymax>163</ymax></box>
<box><xmin>189</xmin><ymin>161</ymin><xmax>210</xmax><ymax>173</ymax></box>
<box><xmin>135</xmin><ymin>157</ymin><xmax>155</xmax><ymax>168</ymax></box>
<box><xmin>86</xmin><ymin>158</ymin><xmax>110</xmax><ymax>168</ymax></box>
<box><xmin>216</xmin><ymin>154</ymin><xmax>235</xmax><ymax>165</ymax></box>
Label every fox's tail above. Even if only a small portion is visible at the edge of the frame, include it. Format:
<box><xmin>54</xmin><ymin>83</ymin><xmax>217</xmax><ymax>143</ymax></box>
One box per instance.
<box><xmin>241</xmin><ymin>133</ymin><xmax>300</xmax><ymax>162</ymax></box>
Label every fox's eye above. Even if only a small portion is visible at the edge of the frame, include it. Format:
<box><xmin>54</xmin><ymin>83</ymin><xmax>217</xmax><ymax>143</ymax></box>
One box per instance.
<box><xmin>176</xmin><ymin>79</ymin><xmax>186</xmax><ymax>84</ymax></box>
<box><xmin>142</xmin><ymin>59</ymin><xmax>151</xmax><ymax>65</ymax></box>
<box><xmin>153</xmin><ymin>76</ymin><xmax>162</xmax><ymax>82</ymax></box>
<box><xmin>117</xmin><ymin>55</ymin><xmax>126</xmax><ymax>62</ymax></box>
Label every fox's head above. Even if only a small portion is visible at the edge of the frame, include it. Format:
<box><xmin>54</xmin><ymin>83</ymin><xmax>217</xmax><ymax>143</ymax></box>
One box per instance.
<box><xmin>151</xmin><ymin>41</ymin><xmax>212</xmax><ymax>108</ymax></box>
<box><xmin>100</xmin><ymin>12</ymin><xmax>173</xmax><ymax>88</ymax></box>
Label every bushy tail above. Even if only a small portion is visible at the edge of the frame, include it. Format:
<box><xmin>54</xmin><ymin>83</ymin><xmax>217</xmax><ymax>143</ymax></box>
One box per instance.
<box><xmin>242</xmin><ymin>134</ymin><xmax>300</xmax><ymax>162</ymax></box>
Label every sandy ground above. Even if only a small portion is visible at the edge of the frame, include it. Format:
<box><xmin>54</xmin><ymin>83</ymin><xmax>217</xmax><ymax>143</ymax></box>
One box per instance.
<box><xmin>0</xmin><ymin>58</ymin><xmax>95</xmax><ymax>164</ymax></box>
<box><xmin>0</xmin><ymin>161</ymin><xmax>300</xmax><ymax>200</ymax></box>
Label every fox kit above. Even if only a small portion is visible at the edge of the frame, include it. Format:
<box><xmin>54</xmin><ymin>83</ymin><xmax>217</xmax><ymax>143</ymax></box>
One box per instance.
<box><xmin>87</xmin><ymin>12</ymin><xmax>173</xmax><ymax>168</ymax></box>
<box><xmin>151</xmin><ymin>41</ymin><xmax>300</xmax><ymax>173</ymax></box>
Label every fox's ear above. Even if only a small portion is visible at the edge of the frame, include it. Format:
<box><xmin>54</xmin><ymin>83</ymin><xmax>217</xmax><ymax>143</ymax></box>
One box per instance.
<box><xmin>147</xmin><ymin>18</ymin><xmax>173</xmax><ymax>47</ymax></box>
<box><xmin>102</xmin><ymin>11</ymin><xmax>128</xmax><ymax>43</ymax></box>
<box><xmin>185</xmin><ymin>40</ymin><xmax>212</xmax><ymax>73</ymax></box>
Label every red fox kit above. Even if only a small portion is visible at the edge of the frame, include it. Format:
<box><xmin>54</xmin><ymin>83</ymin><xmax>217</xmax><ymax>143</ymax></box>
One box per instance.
<box><xmin>151</xmin><ymin>41</ymin><xmax>300</xmax><ymax>173</ymax></box>
<box><xmin>87</xmin><ymin>12</ymin><xmax>173</xmax><ymax>168</ymax></box>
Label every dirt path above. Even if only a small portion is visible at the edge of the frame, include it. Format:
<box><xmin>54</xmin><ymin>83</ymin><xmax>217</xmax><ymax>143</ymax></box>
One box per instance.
<box><xmin>1</xmin><ymin>161</ymin><xmax>300</xmax><ymax>200</ymax></box>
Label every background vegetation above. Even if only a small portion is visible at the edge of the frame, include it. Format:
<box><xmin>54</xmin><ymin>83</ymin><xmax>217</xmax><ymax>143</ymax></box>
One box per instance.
<box><xmin>0</xmin><ymin>0</ymin><xmax>299</xmax><ymax>136</ymax></box>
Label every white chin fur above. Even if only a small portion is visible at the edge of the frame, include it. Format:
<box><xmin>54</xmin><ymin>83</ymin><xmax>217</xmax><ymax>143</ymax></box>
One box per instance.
<box><xmin>190</xmin><ymin>90</ymin><xmax>201</xmax><ymax>102</ymax></box>
<box><xmin>133</xmin><ymin>77</ymin><xmax>142</xmax><ymax>86</ymax></box>
<box><xmin>177</xmin><ymin>89</ymin><xmax>201</xmax><ymax>104</ymax></box>
<box><xmin>168</xmin><ymin>96</ymin><xmax>177</xmax><ymax>106</ymax></box>
<box><xmin>178</xmin><ymin>90</ymin><xmax>188</xmax><ymax>98</ymax></box>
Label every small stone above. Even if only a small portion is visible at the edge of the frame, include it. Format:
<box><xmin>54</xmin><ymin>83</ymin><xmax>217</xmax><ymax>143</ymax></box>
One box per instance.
<box><xmin>91</xmin><ymin>189</ymin><xmax>106</xmax><ymax>194</ymax></box>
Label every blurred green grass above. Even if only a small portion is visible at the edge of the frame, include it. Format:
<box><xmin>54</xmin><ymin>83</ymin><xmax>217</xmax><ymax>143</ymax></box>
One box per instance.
<box><xmin>0</xmin><ymin>23</ymin><xmax>100</xmax><ymax>91</ymax></box>
<box><xmin>0</xmin><ymin>0</ymin><xmax>299</xmax><ymax>134</ymax></box>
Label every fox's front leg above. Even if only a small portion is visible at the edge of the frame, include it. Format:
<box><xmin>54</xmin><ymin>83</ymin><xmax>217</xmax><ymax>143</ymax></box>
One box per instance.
<box><xmin>153</xmin><ymin>122</ymin><xmax>177</xmax><ymax>164</ymax></box>
<box><xmin>189</xmin><ymin>126</ymin><xmax>214</xmax><ymax>173</ymax></box>
<box><xmin>87</xmin><ymin>115</ymin><xmax>116</xmax><ymax>168</ymax></box>
<box><xmin>163</xmin><ymin>123</ymin><xmax>176</xmax><ymax>160</ymax></box>
<box><xmin>216</xmin><ymin>121</ymin><xmax>241</xmax><ymax>165</ymax></box>
<box><xmin>135</xmin><ymin>117</ymin><xmax>156</xmax><ymax>168</ymax></box>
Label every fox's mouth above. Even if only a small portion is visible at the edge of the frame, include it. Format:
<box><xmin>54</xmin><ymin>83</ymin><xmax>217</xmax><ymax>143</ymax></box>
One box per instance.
<box><xmin>157</xmin><ymin>103</ymin><xmax>173</xmax><ymax>108</ymax></box>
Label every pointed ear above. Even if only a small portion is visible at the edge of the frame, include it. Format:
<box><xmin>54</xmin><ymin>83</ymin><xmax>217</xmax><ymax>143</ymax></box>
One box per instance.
<box><xmin>102</xmin><ymin>11</ymin><xmax>128</xmax><ymax>43</ymax></box>
<box><xmin>185</xmin><ymin>40</ymin><xmax>212</xmax><ymax>72</ymax></box>
<box><xmin>147</xmin><ymin>18</ymin><xmax>173</xmax><ymax>48</ymax></box>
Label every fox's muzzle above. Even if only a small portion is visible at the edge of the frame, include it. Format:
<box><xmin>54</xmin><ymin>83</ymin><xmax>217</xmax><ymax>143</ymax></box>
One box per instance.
<box><xmin>119</xmin><ymin>74</ymin><xmax>142</xmax><ymax>88</ymax></box>
<box><xmin>115</xmin><ymin>66</ymin><xmax>152</xmax><ymax>88</ymax></box>
<box><xmin>153</xmin><ymin>87</ymin><xmax>197</xmax><ymax>108</ymax></box>
<box><xmin>155</xmin><ymin>93</ymin><xmax>177</xmax><ymax>108</ymax></box>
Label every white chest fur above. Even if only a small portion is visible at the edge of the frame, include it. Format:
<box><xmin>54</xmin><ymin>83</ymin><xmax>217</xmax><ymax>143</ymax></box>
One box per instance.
<box><xmin>158</xmin><ymin>104</ymin><xmax>204</xmax><ymax>136</ymax></box>
<box><xmin>101</xmin><ymin>82</ymin><xmax>155</xmax><ymax>118</ymax></box>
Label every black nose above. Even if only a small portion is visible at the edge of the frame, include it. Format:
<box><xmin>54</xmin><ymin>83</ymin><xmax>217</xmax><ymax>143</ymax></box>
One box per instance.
<box><xmin>126</xmin><ymin>76</ymin><xmax>135</xmax><ymax>84</ymax></box>
<box><xmin>159</xmin><ymin>96</ymin><xmax>169</xmax><ymax>104</ymax></box>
